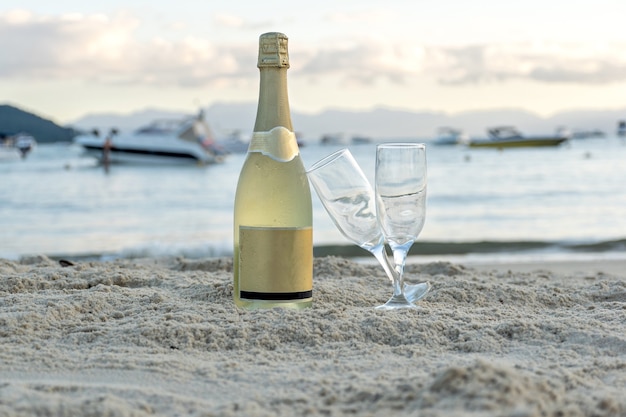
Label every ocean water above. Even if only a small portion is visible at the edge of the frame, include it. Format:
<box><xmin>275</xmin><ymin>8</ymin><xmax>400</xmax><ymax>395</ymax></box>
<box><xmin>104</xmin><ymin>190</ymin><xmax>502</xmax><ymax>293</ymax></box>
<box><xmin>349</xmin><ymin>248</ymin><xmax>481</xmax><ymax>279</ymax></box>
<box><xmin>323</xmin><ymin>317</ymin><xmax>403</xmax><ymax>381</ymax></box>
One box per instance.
<box><xmin>1</xmin><ymin>136</ymin><xmax>626</xmax><ymax>263</ymax></box>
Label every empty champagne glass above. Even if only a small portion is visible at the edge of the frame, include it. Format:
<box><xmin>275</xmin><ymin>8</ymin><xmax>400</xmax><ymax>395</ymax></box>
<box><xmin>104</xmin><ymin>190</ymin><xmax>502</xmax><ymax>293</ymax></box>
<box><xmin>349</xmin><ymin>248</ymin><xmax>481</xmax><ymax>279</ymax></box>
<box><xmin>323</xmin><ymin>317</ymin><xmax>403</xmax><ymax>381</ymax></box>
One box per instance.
<box><xmin>375</xmin><ymin>143</ymin><xmax>427</xmax><ymax>309</ymax></box>
<box><xmin>307</xmin><ymin>148</ymin><xmax>430</xmax><ymax>307</ymax></box>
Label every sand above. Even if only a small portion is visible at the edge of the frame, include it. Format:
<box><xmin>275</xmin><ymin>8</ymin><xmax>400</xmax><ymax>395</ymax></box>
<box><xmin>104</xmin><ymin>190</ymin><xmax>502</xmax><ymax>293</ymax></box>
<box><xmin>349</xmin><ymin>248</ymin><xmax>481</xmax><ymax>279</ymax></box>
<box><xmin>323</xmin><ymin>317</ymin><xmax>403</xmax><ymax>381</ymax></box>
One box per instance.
<box><xmin>0</xmin><ymin>255</ymin><xmax>624</xmax><ymax>417</ymax></box>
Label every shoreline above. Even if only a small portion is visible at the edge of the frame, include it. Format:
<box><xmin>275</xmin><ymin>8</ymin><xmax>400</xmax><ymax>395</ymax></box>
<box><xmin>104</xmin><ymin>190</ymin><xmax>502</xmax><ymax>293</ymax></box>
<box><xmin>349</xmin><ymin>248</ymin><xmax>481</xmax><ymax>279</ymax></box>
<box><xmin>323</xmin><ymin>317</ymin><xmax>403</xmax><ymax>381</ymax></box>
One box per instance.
<box><xmin>11</xmin><ymin>251</ymin><xmax>626</xmax><ymax>273</ymax></box>
<box><xmin>5</xmin><ymin>236</ymin><xmax>626</xmax><ymax>266</ymax></box>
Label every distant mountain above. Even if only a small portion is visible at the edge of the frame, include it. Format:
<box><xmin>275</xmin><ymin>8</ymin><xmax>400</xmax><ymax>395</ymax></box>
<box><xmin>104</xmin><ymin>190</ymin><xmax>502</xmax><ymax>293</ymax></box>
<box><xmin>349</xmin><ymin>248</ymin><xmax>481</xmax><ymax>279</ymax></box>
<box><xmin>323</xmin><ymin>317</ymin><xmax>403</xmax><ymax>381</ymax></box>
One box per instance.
<box><xmin>294</xmin><ymin>107</ymin><xmax>449</xmax><ymax>141</ymax></box>
<box><xmin>159</xmin><ymin>103</ymin><xmax>626</xmax><ymax>140</ymax></box>
<box><xmin>0</xmin><ymin>104</ymin><xmax>76</xmax><ymax>143</ymax></box>
<box><xmin>5</xmin><ymin>102</ymin><xmax>626</xmax><ymax>144</ymax></box>
<box><xmin>549</xmin><ymin>109</ymin><xmax>626</xmax><ymax>135</ymax></box>
<box><xmin>69</xmin><ymin>104</ymin><xmax>257</xmax><ymax>139</ymax></box>
<box><xmin>69</xmin><ymin>108</ymin><xmax>190</xmax><ymax>134</ymax></box>
<box><xmin>72</xmin><ymin>102</ymin><xmax>590</xmax><ymax>141</ymax></box>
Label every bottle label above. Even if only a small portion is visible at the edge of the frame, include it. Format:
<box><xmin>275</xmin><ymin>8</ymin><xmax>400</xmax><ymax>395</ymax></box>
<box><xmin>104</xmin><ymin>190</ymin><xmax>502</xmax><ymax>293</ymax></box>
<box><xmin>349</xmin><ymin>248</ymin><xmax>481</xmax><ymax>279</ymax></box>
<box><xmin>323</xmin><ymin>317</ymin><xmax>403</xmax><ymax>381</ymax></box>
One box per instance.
<box><xmin>238</xmin><ymin>226</ymin><xmax>313</xmax><ymax>301</ymax></box>
<box><xmin>248</xmin><ymin>126</ymin><xmax>299</xmax><ymax>162</ymax></box>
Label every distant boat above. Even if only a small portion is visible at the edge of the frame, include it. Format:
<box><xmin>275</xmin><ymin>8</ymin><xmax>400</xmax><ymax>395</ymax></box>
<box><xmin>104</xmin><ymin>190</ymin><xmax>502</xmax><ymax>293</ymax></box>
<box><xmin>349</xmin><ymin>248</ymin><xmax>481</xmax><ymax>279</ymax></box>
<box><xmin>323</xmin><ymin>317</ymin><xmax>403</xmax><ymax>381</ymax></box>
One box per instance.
<box><xmin>0</xmin><ymin>132</ymin><xmax>37</xmax><ymax>161</ymax></box>
<box><xmin>618</xmin><ymin>120</ymin><xmax>626</xmax><ymax>137</ymax></box>
<box><xmin>296</xmin><ymin>132</ymin><xmax>306</xmax><ymax>148</ymax></box>
<box><xmin>467</xmin><ymin>126</ymin><xmax>569</xmax><ymax>149</ymax></box>
<box><xmin>351</xmin><ymin>135</ymin><xmax>372</xmax><ymax>145</ymax></box>
<box><xmin>433</xmin><ymin>127</ymin><xmax>469</xmax><ymax>146</ymax></box>
<box><xmin>570</xmin><ymin>129</ymin><xmax>605</xmax><ymax>139</ymax></box>
<box><xmin>74</xmin><ymin>111</ymin><xmax>223</xmax><ymax>165</ymax></box>
<box><xmin>320</xmin><ymin>133</ymin><xmax>347</xmax><ymax>146</ymax></box>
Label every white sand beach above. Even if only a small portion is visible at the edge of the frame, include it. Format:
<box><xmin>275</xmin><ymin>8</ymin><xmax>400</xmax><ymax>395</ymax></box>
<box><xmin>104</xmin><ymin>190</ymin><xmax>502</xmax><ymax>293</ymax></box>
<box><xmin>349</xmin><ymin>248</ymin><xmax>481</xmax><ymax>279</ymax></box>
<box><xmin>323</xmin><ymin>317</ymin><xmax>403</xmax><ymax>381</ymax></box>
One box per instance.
<box><xmin>0</xmin><ymin>255</ymin><xmax>624</xmax><ymax>416</ymax></box>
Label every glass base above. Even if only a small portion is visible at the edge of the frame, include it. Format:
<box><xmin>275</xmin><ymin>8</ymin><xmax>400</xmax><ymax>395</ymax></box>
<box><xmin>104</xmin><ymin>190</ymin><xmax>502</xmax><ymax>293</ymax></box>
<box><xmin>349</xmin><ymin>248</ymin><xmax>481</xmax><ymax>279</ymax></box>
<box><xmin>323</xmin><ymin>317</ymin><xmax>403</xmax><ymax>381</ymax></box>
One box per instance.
<box><xmin>375</xmin><ymin>293</ymin><xmax>417</xmax><ymax>310</ymax></box>
<box><xmin>405</xmin><ymin>281</ymin><xmax>431</xmax><ymax>303</ymax></box>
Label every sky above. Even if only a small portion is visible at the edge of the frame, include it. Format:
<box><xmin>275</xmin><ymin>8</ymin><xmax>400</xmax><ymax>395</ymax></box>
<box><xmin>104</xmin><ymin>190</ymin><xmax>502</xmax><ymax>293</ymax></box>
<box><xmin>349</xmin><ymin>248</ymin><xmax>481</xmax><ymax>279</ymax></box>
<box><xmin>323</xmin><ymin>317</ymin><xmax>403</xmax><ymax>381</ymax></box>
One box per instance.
<box><xmin>2</xmin><ymin>0</ymin><xmax>626</xmax><ymax>125</ymax></box>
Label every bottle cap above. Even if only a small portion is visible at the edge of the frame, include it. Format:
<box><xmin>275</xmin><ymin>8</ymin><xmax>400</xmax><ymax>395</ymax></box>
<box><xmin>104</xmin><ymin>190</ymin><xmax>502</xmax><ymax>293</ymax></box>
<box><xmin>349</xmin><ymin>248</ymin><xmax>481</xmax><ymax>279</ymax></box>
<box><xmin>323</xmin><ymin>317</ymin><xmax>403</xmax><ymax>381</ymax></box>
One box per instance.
<box><xmin>258</xmin><ymin>32</ymin><xmax>289</xmax><ymax>68</ymax></box>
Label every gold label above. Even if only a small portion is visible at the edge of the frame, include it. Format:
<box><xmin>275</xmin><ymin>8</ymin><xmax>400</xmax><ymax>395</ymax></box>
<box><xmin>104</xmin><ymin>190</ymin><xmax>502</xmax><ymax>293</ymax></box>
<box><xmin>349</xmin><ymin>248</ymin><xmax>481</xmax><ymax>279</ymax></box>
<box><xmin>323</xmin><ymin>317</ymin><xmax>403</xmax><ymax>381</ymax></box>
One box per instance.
<box><xmin>239</xmin><ymin>226</ymin><xmax>312</xmax><ymax>300</ymax></box>
<box><xmin>248</xmin><ymin>127</ymin><xmax>299</xmax><ymax>162</ymax></box>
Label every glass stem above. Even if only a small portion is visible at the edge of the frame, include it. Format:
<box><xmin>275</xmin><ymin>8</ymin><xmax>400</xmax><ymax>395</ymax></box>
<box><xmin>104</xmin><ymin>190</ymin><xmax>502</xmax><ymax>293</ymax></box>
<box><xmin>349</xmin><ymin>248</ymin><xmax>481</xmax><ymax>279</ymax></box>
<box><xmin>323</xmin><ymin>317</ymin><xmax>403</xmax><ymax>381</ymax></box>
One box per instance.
<box><xmin>370</xmin><ymin>244</ymin><xmax>396</xmax><ymax>285</ymax></box>
<box><xmin>391</xmin><ymin>245</ymin><xmax>410</xmax><ymax>297</ymax></box>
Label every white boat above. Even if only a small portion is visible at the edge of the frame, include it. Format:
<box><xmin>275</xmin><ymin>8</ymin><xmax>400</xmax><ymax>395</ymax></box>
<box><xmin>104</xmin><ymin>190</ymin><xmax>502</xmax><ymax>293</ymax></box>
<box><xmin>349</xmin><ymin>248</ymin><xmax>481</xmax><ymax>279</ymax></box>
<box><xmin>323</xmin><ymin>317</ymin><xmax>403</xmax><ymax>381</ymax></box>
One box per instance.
<box><xmin>467</xmin><ymin>126</ymin><xmax>569</xmax><ymax>149</ymax></box>
<box><xmin>74</xmin><ymin>112</ymin><xmax>223</xmax><ymax>165</ymax></box>
<box><xmin>0</xmin><ymin>133</ymin><xmax>37</xmax><ymax>161</ymax></box>
<box><xmin>433</xmin><ymin>127</ymin><xmax>469</xmax><ymax>145</ymax></box>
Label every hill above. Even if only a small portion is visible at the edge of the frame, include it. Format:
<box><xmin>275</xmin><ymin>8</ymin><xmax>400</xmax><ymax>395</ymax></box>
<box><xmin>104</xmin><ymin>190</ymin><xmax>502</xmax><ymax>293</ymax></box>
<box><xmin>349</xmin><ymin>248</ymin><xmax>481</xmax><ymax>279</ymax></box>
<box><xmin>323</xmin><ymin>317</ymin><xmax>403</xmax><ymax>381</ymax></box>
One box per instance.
<box><xmin>0</xmin><ymin>104</ymin><xmax>76</xmax><ymax>143</ymax></box>
<box><xmin>71</xmin><ymin>102</ymin><xmax>626</xmax><ymax>142</ymax></box>
<box><xmin>4</xmin><ymin>102</ymin><xmax>626</xmax><ymax>143</ymax></box>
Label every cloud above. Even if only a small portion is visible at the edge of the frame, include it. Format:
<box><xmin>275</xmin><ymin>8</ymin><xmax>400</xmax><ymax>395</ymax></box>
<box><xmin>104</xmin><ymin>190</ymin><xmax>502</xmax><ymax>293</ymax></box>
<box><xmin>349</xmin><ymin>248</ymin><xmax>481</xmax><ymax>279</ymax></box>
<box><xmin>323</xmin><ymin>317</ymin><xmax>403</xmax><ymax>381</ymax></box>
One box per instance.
<box><xmin>424</xmin><ymin>43</ymin><xmax>626</xmax><ymax>85</ymax></box>
<box><xmin>298</xmin><ymin>45</ymin><xmax>406</xmax><ymax>85</ymax></box>
<box><xmin>296</xmin><ymin>41</ymin><xmax>424</xmax><ymax>85</ymax></box>
<box><xmin>0</xmin><ymin>10</ymin><xmax>256</xmax><ymax>87</ymax></box>
<box><xmin>212</xmin><ymin>13</ymin><xmax>245</xmax><ymax>29</ymax></box>
<box><xmin>2</xmin><ymin>10</ymin><xmax>626</xmax><ymax>89</ymax></box>
<box><xmin>294</xmin><ymin>40</ymin><xmax>626</xmax><ymax>87</ymax></box>
<box><xmin>211</xmin><ymin>12</ymin><xmax>274</xmax><ymax>31</ymax></box>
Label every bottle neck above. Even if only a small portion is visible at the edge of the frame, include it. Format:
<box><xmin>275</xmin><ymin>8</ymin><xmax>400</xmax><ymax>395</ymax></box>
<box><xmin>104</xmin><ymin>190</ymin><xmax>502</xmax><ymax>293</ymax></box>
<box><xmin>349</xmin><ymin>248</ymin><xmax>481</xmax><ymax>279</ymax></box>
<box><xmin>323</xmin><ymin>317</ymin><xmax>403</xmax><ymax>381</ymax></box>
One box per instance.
<box><xmin>253</xmin><ymin>67</ymin><xmax>293</xmax><ymax>132</ymax></box>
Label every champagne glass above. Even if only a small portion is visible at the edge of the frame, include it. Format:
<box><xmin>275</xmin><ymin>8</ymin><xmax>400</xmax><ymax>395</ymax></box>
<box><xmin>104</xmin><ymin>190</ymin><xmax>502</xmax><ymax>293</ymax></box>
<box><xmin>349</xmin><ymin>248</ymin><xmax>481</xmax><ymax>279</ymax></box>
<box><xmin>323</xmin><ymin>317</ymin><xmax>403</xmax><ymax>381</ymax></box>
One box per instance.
<box><xmin>307</xmin><ymin>148</ymin><xmax>430</xmax><ymax>307</ymax></box>
<box><xmin>375</xmin><ymin>143</ymin><xmax>427</xmax><ymax>309</ymax></box>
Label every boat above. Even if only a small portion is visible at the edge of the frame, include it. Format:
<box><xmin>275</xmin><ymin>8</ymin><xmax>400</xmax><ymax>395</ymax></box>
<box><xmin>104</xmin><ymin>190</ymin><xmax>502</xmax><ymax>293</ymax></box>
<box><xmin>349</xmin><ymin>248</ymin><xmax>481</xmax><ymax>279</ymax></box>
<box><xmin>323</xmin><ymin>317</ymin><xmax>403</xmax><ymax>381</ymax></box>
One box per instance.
<box><xmin>570</xmin><ymin>129</ymin><xmax>605</xmax><ymax>139</ymax></box>
<box><xmin>618</xmin><ymin>120</ymin><xmax>626</xmax><ymax>137</ymax></box>
<box><xmin>351</xmin><ymin>135</ymin><xmax>372</xmax><ymax>145</ymax></box>
<box><xmin>320</xmin><ymin>133</ymin><xmax>347</xmax><ymax>146</ymax></box>
<box><xmin>0</xmin><ymin>132</ymin><xmax>37</xmax><ymax>161</ymax></box>
<box><xmin>433</xmin><ymin>127</ymin><xmax>470</xmax><ymax>146</ymax></box>
<box><xmin>467</xmin><ymin>126</ymin><xmax>569</xmax><ymax>149</ymax></box>
<box><xmin>74</xmin><ymin>111</ymin><xmax>223</xmax><ymax>165</ymax></box>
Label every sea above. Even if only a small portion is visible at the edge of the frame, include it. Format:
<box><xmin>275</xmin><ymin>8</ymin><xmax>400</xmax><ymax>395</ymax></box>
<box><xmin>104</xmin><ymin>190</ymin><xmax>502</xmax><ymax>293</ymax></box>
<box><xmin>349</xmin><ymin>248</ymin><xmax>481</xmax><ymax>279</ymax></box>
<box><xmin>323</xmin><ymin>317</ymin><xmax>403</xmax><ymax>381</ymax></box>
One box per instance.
<box><xmin>2</xmin><ymin>136</ymin><xmax>626</xmax><ymax>265</ymax></box>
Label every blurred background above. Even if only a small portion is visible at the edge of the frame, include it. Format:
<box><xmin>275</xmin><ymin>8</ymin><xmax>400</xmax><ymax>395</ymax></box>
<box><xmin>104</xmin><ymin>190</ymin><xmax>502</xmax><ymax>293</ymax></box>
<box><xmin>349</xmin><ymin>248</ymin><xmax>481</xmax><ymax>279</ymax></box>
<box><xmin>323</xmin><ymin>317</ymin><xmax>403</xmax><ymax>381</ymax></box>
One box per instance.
<box><xmin>1</xmin><ymin>1</ymin><xmax>626</xmax><ymax>263</ymax></box>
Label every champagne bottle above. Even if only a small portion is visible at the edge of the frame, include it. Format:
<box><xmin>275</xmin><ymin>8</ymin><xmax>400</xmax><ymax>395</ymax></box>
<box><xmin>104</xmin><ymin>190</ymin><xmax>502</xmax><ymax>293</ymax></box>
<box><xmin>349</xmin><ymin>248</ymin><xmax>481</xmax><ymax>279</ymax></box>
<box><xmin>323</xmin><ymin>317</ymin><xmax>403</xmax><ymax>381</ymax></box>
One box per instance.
<box><xmin>233</xmin><ymin>32</ymin><xmax>313</xmax><ymax>309</ymax></box>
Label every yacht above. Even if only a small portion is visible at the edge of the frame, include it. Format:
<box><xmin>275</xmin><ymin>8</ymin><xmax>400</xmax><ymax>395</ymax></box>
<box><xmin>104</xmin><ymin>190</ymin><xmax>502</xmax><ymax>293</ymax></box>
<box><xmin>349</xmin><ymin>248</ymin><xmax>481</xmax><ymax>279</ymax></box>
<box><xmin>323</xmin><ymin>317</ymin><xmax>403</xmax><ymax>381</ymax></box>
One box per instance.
<box><xmin>433</xmin><ymin>127</ymin><xmax>469</xmax><ymax>146</ymax></box>
<box><xmin>467</xmin><ymin>126</ymin><xmax>569</xmax><ymax>149</ymax></box>
<box><xmin>74</xmin><ymin>112</ymin><xmax>223</xmax><ymax>165</ymax></box>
